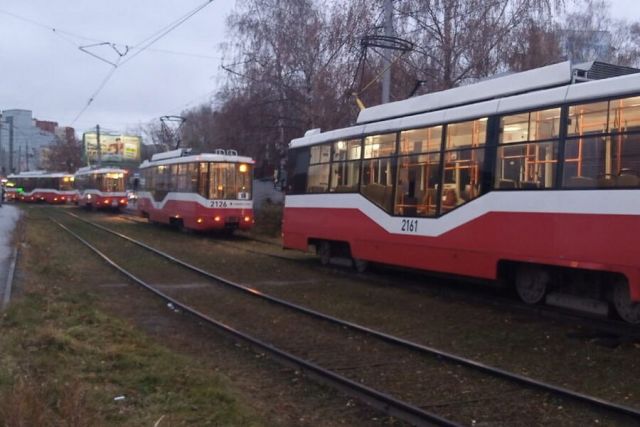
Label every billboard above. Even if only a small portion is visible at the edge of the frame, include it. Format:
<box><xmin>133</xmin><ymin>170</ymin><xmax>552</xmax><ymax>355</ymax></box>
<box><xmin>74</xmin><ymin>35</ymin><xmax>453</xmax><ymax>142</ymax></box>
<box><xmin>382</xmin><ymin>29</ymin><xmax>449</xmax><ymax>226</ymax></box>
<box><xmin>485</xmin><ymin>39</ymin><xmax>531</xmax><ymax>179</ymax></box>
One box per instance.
<box><xmin>83</xmin><ymin>132</ymin><xmax>141</xmax><ymax>163</ymax></box>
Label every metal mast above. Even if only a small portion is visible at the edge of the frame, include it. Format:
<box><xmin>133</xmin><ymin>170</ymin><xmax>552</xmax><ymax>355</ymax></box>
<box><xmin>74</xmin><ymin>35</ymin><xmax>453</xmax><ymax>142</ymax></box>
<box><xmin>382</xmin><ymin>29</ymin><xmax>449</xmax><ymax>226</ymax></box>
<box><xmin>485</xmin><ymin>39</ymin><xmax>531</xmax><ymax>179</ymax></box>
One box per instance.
<box><xmin>382</xmin><ymin>0</ymin><xmax>394</xmax><ymax>103</ymax></box>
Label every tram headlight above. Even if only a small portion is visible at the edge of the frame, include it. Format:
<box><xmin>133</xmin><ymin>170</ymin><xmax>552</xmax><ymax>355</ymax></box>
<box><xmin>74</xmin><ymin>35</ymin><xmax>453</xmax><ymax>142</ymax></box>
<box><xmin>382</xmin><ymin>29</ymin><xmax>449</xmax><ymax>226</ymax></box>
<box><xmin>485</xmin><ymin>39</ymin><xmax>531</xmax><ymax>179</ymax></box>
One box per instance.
<box><xmin>213</xmin><ymin>215</ymin><xmax>221</xmax><ymax>222</ymax></box>
<box><xmin>244</xmin><ymin>216</ymin><xmax>251</xmax><ymax>223</ymax></box>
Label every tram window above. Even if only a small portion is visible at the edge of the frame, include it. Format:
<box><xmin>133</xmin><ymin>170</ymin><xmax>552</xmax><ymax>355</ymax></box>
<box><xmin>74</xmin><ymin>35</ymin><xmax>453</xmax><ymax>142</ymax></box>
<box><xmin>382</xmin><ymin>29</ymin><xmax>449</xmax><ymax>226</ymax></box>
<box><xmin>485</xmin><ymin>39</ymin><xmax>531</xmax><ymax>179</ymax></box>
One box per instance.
<box><xmin>237</xmin><ymin>163</ymin><xmax>252</xmax><ymax>199</ymax></box>
<box><xmin>198</xmin><ymin>163</ymin><xmax>209</xmax><ymax>198</ymax></box>
<box><xmin>495</xmin><ymin>141</ymin><xmax>558</xmax><ymax>189</ymax></box>
<box><xmin>310</xmin><ymin>144</ymin><xmax>331</xmax><ymax>164</ymax></box>
<box><xmin>609</xmin><ymin>96</ymin><xmax>640</xmax><ymax>132</ymax></box>
<box><xmin>330</xmin><ymin>161</ymin><xmax>360</xmax><ymax>192</ymax></box>
<box><xmin>500</xmin><ymin>113</ymin><xmax>529</xmax><ymax>144</ymax></box>
<box><xmin>568</xmin><ymin>101</ymin><xmax>609</xmax><ymax>136</ymax></box>
<box><xmin>616</xmin><ymin>134</ymin><xmax>640</xmax><ymax>180</ymax></box>
<box><xmin>529</xmin><ymin>108</ymin><xmax>561</xmax><ymax>141</ymax></box>
<box><xmin>61</xmin><ymin>176</ymin><xmax>73</xmax><ymax>191</ymax></box>
<box><xmin>333</xmin><ymin>139</ymin><xmax>361</xmax><ymax>161</ymax></box>
<box><xmin>331</xmin><ymin>139</ymin><xmax>361</xmax><ymax>192</ymax></box>
<box><xmin>399</xmin><ymin>126</ymin><xmax>442</xmax><ymax>154</ymax></box>
<box><xmin>364</xmin><ymin>133</ymin><xmax>397</xmax><ymax>159</ymax></box>
<box><xmin>210</xmin><ymin>163</ymin><xmax>234</xmax><ymax>199</ymax></box>
<box><xmin>563</xmin><ymin>135</ymin><xmax>640</xmax><ymax>188</ymax></box>
<box><xmin>361</xmin><ymin>157</ymin><xmax>395</xmax><ymax>212</ymax></box>
<box><xmin>175</xmin><ymin>163</ymin><xmax>187</xmax><ymax>192</ymax></box>
<box><xmin>440</xmin><ymin>148</ymin><xmax>486</xmax><ymax>213</ymax></box>
<box><xmin>287</xmin><ymin>148</ymin><xmax>310</xmax><ymax>194</ymax></box>
<box><xmin>156</xmin><ymin>165</ymin><xmax>169</xmax><ymax>191</ymax></box>
<box><xmin>188</xmin><ymin>163</ymin><xmax>198</xmax><ymax>193</ymax></box>
<box><xmin>395</xmin><ymin>153</ymin><xmax>440</xmax><ymax>217</ymax></box>
<box><xmin>447</xmin><ymin>118</ymin><xmax>487</xmax><ymax>149</ymax></box>
<box><xmin>169</xmin><ymin>164</ymin><xmax>178</xmax><ymax>191</ymax></box>
<box><xmin>307</xmin><ymin>164</ymin><xmax>330</xmax><ymax>193</ymax></box>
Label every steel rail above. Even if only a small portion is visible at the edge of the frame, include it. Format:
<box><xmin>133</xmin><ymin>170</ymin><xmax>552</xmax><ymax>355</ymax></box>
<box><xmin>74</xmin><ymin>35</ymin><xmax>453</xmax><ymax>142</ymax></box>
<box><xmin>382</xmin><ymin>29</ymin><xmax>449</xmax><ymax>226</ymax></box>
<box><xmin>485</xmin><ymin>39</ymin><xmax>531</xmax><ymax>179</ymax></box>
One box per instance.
<box><xmin>52</xmin><ymin>217</ymin><xmax>458</xmax><ymax>427</ymax></box>
<box><xmin>63</xmin><ymin>211</ymin><xmax>640</xmax><ymax>421</ymax></box>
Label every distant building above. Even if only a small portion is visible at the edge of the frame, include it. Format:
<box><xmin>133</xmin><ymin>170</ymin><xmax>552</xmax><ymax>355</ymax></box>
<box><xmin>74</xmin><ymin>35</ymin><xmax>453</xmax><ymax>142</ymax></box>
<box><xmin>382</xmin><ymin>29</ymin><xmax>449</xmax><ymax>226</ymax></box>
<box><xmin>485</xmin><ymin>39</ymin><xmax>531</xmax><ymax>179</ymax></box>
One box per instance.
<box><xmin>0</xmin><ymin>109</ymin><xmax>74</xmax><ymax>174</ymax></box>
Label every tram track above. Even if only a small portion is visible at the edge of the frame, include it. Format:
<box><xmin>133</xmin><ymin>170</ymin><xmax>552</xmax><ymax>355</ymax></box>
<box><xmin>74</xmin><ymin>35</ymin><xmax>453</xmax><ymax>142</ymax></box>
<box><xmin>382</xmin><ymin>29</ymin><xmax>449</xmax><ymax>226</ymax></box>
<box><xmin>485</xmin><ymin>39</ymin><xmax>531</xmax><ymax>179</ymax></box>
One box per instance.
<box><xmin>123</xmin><ymin>209</ymin><xmax>640</xmax><ymax>342</ymax></box>
<box><xmin>53</xmin><ymin>210</ymin><xmax>640</xmax><ymax>426</ymax></box>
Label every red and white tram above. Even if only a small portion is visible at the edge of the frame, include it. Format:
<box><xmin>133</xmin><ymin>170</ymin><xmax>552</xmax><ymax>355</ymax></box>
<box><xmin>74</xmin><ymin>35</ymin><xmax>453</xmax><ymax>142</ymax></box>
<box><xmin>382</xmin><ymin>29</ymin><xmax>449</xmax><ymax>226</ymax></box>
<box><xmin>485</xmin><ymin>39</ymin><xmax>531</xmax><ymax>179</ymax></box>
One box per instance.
<box><xmin>283</xmin><ymin>61</ymin><xmax>640</xmax><ymax>323</ymax></box>
<box><xmin>6</xmin><ymin>171</ymin><xmax>75</xmax><ymax>203</ymax></box>
<box><xmin>137</xmin><ymin>149</ymin><xmax>254</xmax><ymax>232</ymax></box>
<box><xmin>74</xmin><ymin>167</ymin><xmax>128</xmax><ymax>210</ymax></box>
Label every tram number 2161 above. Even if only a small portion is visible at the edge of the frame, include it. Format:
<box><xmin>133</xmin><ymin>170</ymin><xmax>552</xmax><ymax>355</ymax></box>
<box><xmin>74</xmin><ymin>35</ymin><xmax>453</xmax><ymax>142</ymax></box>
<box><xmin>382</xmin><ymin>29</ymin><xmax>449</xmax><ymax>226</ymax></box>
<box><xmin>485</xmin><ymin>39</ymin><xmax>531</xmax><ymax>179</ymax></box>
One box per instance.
<box><xmin>400</xmin><ymin>219</ymin><xmax>418</xmax><ymax>233</ymax></box>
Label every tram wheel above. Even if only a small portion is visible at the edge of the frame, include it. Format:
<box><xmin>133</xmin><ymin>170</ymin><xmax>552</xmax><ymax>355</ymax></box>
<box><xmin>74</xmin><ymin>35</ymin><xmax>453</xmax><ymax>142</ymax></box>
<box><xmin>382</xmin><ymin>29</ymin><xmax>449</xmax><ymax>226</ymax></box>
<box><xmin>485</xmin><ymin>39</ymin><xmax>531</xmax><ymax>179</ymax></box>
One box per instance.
<box><xmin>353</xmin><ymin>258</ymin><xmax>368</xmax><ymax>273</ymax></box>
<box><xmin>612</xmin><ymin>280</ymin><xmax>640</xmax><ymax>324</ymax></box>
<box><xmin>515</xmin><ymin>264</ymin><xmax>549</xmax><ymax>304</ymax></box>
<box><xmin>318</xmin><ymin>241</ymin><xmax>331</xmax><ymax>265</ymax></box>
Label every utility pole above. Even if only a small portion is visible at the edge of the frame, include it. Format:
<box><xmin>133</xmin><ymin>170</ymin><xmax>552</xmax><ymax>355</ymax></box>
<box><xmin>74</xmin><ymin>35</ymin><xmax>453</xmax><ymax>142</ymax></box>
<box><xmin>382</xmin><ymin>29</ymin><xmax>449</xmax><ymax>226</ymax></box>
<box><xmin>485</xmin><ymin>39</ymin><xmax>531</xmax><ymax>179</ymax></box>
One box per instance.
<box><xmin>25</xmin><ymin>140</ymin><xmax>29</xmax><ymax>171</ymax></box>
<box><xmin>7</xmin><ymin>116</ymin><xmax>14</xmax><ymax>173</ymax></box>
<box><xmin>382</xmin><ymin>0</ymin><xmax>394</xmax><ymax>104</ymax></box>
<box><xmin>96</xmin><ymin>124</ymin><xmax>102</xmax><ymax>167</ymax></box>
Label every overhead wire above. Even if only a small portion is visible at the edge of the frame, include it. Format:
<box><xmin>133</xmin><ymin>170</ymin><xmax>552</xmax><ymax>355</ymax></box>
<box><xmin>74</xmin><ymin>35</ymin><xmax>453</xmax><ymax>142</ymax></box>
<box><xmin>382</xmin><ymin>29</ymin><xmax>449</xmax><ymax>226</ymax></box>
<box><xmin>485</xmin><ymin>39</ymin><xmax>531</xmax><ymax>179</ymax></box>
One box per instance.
<box><xmin>1</xmin><ymin>3</ymin><xmax>218</xmax><ymax>125</ymax></box>
<box><xmin>70</xmin><ymin>0</ymin><xmax>216</xmax><ymax>124</ymax></box>
<box><xmin>120</xmin><ymin>0</ymin><xmax>214</xmax><ymax>66</ymax></box>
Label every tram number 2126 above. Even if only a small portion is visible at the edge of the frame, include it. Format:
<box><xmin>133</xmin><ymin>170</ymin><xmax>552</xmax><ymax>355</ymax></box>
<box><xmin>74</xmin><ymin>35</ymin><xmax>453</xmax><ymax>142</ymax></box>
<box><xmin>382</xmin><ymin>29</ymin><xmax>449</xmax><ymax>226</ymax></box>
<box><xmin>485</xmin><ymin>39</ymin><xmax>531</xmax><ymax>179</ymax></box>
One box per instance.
<box><xmin>401</xmin><ymin>219</ymin><xmax>418</xmax><ymax>233</ymax></box>
<box><xmin>210</xmin><ymin>200</ymin><xmax>229</xmax><ymax>208</ymax></box>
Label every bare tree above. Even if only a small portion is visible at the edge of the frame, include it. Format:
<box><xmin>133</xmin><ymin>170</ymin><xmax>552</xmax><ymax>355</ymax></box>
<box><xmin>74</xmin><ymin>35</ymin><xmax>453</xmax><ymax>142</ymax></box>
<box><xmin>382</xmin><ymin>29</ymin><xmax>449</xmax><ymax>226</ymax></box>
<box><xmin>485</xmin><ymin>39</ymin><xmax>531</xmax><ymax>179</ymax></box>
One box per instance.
<box><xmin>42</xmin><ymin>133</ymin><xmax>83</xmax><ymax>173</ymax></box>
<box><xmin>216</xmin><ymin>0</ymin><xmax>376</xmax><ymax>174</ymax></box>
<box><xmin>561</xmin><ymin>0</ymin><xmax>640</xmax><ymax>66</ymax></box>
<box><xmin>395</xmin><ymin>0</ymin><xmax>561</xmax><ymax>91</ymax></box>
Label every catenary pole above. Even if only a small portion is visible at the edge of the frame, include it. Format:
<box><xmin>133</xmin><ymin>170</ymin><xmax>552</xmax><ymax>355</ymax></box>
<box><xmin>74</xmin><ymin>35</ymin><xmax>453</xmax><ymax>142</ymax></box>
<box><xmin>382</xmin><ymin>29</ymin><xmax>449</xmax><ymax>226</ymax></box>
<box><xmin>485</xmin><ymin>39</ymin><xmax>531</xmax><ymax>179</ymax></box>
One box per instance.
<box><xmin>382</xmin><ymin>0</ymin><xmax>393</xmax><ymax>104</ymax></box>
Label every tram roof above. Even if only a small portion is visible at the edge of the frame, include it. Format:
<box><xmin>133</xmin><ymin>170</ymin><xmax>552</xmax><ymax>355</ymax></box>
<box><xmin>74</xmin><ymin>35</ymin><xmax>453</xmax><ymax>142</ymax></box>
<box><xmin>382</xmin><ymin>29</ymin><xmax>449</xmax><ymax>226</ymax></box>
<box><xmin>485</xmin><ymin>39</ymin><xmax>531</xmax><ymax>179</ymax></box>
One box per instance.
<box><xmin>290</xmin><ymin>61</ymin><xmax>640</xmax><ymax>149</ymax></box>
<box><xmin>74</xmin><ymin>167</ymin><xmax>128</xmax><ymax>176</ymax></box>
<box><xmin>8</xmin><ymin>171</ymin><xmax>73</xmax><ymax>179</ymax></box>
<box><xmin>357</xmin><ymin>61</ymin><xmax>573</xmax><ymax>124</ymax></box>
<box><xmin>139</xmin><ymin>152</ymin><xmax>254</xmax><ymax>169</ymax></box>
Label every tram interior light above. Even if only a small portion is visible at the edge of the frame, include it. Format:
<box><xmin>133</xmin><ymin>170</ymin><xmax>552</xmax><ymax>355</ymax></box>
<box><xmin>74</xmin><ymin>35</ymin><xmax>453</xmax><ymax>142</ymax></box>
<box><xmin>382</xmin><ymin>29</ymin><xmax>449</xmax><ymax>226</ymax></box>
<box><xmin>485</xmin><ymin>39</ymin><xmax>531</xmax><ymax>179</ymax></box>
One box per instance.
<box><xmin>239</xmin><ymin>164</ymin><xmax>248</xmax><ymax>173</ymax></box>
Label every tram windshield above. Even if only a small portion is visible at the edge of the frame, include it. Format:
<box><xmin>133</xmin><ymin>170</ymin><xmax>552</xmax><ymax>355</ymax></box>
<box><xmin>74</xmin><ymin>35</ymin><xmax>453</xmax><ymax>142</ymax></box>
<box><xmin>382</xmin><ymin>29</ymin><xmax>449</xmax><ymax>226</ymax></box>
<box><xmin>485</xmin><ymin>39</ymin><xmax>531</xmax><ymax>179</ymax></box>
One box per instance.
<box><xmin>208</xmin><ymin>162</ymin><xmax>252</xmax><ymax>200</ymax></box>
<box><xmin>101</xmin><ymin>172</ymin><xmax>126</xmax><ymax>192</ymax></box>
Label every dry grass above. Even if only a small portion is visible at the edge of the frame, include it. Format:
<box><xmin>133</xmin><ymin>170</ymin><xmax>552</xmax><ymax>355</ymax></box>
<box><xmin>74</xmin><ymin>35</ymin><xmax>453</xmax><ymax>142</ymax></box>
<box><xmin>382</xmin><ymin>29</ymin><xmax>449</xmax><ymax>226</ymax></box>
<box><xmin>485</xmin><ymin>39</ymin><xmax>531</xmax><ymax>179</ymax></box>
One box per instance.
<box><xmin>0</xmin><ymin>206</ymin><xmax>262</xmax><ymax>426</ymax></box>
<box><xmin>252</xmin><ymin>202</ymin><xmax>283</xmax><ymax>237</ymax></box>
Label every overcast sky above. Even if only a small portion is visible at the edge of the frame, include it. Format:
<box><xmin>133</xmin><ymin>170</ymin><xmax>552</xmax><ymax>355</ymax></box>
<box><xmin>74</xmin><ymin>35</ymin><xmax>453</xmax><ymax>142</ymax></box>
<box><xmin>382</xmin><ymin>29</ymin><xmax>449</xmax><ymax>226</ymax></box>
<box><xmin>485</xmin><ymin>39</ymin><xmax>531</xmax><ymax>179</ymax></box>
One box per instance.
<box><xmin>0</xmin><ymin>0</ymin><xmax>235</xmax><ymax>134</ymax></box>
<box><xmin>0</xmin><ymin>0</ymin><xmax>639</xmax><ymax>136</ymax></box>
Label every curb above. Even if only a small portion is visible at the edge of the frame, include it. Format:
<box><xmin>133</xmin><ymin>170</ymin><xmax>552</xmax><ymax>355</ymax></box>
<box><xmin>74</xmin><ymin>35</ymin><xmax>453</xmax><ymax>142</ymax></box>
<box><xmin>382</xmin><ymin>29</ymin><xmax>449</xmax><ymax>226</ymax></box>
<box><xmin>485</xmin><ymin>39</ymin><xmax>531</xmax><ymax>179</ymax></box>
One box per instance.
<box><xmin>2</xmin><ymin>246</ymin><xmax>18</xmax><ymax>310</ymax></box>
